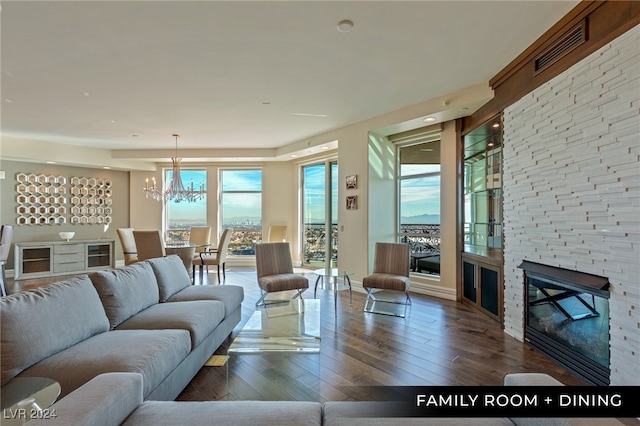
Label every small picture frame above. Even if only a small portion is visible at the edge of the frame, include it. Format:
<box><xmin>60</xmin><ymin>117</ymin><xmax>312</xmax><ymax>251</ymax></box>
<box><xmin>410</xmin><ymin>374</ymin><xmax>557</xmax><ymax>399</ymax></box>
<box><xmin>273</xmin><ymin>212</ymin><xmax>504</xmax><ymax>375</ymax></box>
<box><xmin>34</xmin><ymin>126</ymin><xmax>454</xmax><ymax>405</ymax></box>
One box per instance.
<box><xmin>346</xmin><ymin>195</ymin><xmax>357</xmax><ymax>210</ymax></box>
<box><xmin>346</xmin><ymin>175</ymin><xmax>357</xmax><ymax>190</ymax></box>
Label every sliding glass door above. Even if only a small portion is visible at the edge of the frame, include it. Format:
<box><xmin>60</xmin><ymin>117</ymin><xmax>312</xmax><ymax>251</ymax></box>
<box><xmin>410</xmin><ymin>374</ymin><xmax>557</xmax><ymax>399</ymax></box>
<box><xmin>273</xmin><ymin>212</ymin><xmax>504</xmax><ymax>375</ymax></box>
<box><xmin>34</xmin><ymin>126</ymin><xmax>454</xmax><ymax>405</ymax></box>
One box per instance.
<box><xmin>301</xmin><ymin>161</ymin><xmax>338</xmax><ymax>268</ymax></box>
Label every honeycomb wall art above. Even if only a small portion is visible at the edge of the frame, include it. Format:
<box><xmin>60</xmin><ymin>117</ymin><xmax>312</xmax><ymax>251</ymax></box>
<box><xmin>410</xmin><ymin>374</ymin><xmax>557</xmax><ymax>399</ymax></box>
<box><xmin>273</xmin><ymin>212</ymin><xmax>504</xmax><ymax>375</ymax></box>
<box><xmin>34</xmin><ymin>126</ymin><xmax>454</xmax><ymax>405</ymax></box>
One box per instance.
<box><xmin>69</xmin><ymin>176</ymin><xmax>113</xmax><ymax>224</ymax></box>
<box><xmin>15</xmin><ymin>173</ymin><xmax>67</xmax><ymax>225</ymax></box>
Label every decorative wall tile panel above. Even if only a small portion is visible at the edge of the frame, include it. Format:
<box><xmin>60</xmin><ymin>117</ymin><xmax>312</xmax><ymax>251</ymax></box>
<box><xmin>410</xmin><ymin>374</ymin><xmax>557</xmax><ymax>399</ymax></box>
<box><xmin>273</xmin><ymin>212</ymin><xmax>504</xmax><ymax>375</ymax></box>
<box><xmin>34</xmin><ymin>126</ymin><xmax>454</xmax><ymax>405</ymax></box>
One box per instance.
<box><xmin>69</xmin><ymin>176</ymin><xmax>112</xmax><ymax>224</ymax></box>
<box><xmin>15</xmin><ymin>173</ymin><xmax>66</xmax><ymax>225</ymax></box>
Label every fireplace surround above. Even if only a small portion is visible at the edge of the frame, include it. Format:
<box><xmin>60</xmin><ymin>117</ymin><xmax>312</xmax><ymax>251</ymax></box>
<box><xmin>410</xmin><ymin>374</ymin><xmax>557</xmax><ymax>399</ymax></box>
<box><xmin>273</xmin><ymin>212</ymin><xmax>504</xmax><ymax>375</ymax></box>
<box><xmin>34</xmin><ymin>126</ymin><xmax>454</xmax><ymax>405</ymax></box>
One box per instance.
<box><xmin>520</xmin><ymin>261</ymin><xmax>610</xmax><ymax>386</ymax></box>
<box><xmin>502</xmin><ymin>25</ymin><xmax>639</xmax><ymax>385</ymax></box>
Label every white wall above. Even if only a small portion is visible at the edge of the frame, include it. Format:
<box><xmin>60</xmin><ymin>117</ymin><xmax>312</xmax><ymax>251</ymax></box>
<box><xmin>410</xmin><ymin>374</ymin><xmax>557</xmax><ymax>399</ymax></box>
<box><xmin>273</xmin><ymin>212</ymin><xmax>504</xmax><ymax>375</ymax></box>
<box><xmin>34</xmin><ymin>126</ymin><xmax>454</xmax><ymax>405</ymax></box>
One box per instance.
<box><xmin>502</xmin><ymin>25</ymin><xmax>640</xmax><ymax>385</ymax></box>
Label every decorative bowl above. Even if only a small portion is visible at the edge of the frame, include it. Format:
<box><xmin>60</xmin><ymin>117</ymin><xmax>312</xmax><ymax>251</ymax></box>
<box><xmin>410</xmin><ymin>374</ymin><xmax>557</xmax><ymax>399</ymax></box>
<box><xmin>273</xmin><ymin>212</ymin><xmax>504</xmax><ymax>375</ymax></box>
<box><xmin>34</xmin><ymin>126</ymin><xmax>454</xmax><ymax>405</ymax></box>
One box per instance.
<box><xmin>59</xmin><ymin>232</ymin><xmax>75</xmax><ymax>241</ymax></box>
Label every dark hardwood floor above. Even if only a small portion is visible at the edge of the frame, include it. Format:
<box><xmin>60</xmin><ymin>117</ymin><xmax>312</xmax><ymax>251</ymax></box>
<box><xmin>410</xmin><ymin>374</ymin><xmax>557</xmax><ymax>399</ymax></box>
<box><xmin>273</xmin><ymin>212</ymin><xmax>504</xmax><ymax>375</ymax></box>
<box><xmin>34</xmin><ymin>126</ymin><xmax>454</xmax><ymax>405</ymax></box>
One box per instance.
<box><xmin>175</xmin><ymin>267</ymin><xmax>589</xmax><ymax>403</ymax></box>
<box><xmin>7</xmin><ymin>266</ymin><xmax>588</xmax><ymax>403</ymax></box>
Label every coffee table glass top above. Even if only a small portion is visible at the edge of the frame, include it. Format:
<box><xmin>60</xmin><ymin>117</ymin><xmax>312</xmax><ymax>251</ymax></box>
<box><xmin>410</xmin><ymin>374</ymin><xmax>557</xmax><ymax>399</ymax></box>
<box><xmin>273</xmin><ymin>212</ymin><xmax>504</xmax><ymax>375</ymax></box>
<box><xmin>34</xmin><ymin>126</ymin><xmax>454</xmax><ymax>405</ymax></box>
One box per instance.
<box><xmin>228</xmin><ymin>299</ymin><xmax>320</xmax><ymax>354</ymax></box>
<box><xmin>1</xmin><ymin>376</ymin><xmax>60</xmax><ymax>412</ymax></box>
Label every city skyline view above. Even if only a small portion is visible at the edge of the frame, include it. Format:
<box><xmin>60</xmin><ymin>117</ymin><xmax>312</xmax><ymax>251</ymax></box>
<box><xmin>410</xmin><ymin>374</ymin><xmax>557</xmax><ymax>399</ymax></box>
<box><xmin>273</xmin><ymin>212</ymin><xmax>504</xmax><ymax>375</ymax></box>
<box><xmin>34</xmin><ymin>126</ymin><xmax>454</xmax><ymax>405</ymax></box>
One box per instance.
<box><xmin>167</xmin><ymin>167</ymin><xmax>441</xmax><ymax>229</ymax></box>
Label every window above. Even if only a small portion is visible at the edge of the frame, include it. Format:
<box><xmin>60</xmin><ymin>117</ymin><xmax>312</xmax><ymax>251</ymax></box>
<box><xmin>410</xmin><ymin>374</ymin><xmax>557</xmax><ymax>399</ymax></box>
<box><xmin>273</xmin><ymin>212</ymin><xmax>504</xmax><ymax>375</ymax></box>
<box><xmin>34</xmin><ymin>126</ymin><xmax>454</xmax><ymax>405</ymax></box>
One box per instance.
<box><xmin>164</xmin><ymin>169</ymin><xmax>207</xmax><ymax>244</ymax></box>
<box><xmin>220</xmin><ymin>169</ymin><xmax>262</xmax><ymax>256</ymax></box>
<box><xmin>301</xmin><ymin>161</ymin><xmax>338</xmax><ymax>267</ymax></box>
<box><xmin>398</xmin><ymin>141</ymin><xmax>441</xmax><ymax>275</ymax></box>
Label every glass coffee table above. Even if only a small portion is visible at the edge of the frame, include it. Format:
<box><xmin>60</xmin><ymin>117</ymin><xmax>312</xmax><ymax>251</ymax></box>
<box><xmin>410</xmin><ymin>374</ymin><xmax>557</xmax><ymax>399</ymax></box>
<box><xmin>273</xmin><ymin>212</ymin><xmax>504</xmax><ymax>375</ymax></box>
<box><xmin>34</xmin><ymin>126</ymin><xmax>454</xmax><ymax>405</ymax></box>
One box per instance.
<box><xmin>313</xmin><ymin>268</ymin><xmax>353</xmax><ymax>317</ymax></box>
<box><xmin>226</xmin><ymin>299</ymin><xmax>321</xmax><ymax>400</ymax></box>
<box><xmin>1</xmin><ymin>377</ymin><xmax>60</xmax><ymax>425</ymax></box>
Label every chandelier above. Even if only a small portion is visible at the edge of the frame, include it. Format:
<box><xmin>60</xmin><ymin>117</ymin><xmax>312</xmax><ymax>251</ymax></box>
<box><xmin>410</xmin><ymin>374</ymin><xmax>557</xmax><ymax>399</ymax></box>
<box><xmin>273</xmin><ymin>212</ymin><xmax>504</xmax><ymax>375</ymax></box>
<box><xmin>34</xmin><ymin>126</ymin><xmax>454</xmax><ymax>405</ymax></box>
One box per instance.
<box><xmin>143</xmin><ymin>134</ymin><xmax>206</xmax><ymax>203</ymax></box>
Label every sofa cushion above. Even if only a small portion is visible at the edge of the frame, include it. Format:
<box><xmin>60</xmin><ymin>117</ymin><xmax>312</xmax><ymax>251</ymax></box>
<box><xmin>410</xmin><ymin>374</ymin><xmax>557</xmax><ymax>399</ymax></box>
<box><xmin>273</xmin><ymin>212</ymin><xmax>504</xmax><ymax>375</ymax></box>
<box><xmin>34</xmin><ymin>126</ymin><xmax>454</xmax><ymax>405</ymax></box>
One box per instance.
<box><xmin>146</xmin><ymin>255</ymin><xmax>192</xmax><ymax>302</ymax></box>
<box><xmin>20</xmin><ymin>329</ymin><xmax>190</xmax><ymax>398</ymax></box>
<box><xmin>116</xmin><ymin>301</ymin><xmax>225</xmax><ymax>349</ymax></box>
<box><xmin>123</xmin><ymin>400</ymin><xmax>323</xmax><ymax>426</ymax></box>
<box><xmin>166</xmin><ymin>284</ymin><xmax>244</xmax><ymax>320</ymax></box>
<box><xmin>90</xmin><ymin>262</ymin><xmax>160</xmax><ymax>328</ymax></box>
<box><xmin>1</xmin><ymin>275</ymin><xmax>109</xmax><ymax>384</ymax></box>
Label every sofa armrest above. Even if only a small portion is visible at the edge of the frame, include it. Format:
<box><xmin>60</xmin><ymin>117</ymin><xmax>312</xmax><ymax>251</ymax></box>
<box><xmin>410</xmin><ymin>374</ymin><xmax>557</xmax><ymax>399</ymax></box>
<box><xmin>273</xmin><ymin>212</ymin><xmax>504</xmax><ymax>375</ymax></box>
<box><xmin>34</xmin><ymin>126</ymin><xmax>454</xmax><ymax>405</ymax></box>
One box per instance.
<box><xmin>504</xmin><ymin>373</ymin><xmax>625</xmax><ymax>426</ymax></box>
<box><xmin>26</xmin><ymin>373</ymin><xmax>143</xmax><ymax>426</ymax></box>
<box><xmin>503</xmin><ymin>373</ymin><xmax>565</xmax><ymax>386</ymax></box>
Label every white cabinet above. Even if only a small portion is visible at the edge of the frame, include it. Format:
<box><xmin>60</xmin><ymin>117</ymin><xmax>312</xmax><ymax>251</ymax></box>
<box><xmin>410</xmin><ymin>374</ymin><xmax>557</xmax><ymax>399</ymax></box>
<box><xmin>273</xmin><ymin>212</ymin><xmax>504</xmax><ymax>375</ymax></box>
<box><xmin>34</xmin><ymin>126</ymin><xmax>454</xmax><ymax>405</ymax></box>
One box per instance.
<box><xmin>14</xmin><ymin>239</ymin><xmax>115</xmax><ymax>280</ymax></box>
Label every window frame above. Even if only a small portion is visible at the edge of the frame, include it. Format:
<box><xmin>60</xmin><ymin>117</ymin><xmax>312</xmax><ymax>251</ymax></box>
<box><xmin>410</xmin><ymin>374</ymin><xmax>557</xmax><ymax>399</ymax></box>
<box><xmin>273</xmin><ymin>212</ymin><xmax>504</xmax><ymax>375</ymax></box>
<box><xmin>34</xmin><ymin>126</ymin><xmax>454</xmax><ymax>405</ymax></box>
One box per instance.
<box><xmin>219</xmin><ymin>168</ymin><xmax>263</xmax><ymax>256</ymax></box>
<box><xmin>163</xmin><ymin>167</ymin><xmax>207</xmax><ymax>245</ymax></box>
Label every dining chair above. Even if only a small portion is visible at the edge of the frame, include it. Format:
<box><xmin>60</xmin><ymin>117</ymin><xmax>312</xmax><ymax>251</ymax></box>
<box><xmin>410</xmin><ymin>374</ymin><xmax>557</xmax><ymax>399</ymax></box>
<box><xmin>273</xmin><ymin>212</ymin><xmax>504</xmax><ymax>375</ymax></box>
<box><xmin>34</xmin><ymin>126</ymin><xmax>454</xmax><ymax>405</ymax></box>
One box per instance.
<box><xmin>0</xmin><ymin>225</ymin><xmax>14</xmax><ymax>297</ymax></box>
<box><xmin>116</xmin><ymin>228</ymin><xmax>138</xmax><ymax>265</ymax></box>
<box><xmin>192</xmin><ymin>228</ymin><xmax>232</xmax><ymax>283</ymax></box>
<box><xmin>133</xmin><ymin>230</ymin><xmax>166</xmax><ymax>261</ymax></box>
<box><xmin>255</xmin><ymin>242</ymin><xmax>308</xmax><ymax>307</ymax></box>
<box><xmin>362</xmin><ymin>242</ymin><xmax>411</xmax><ymax>317</ymax></box>
<box><xmin>188</xmin><ymin>226</ymin><xmax>212</xmax><ymax>271</ymax></box>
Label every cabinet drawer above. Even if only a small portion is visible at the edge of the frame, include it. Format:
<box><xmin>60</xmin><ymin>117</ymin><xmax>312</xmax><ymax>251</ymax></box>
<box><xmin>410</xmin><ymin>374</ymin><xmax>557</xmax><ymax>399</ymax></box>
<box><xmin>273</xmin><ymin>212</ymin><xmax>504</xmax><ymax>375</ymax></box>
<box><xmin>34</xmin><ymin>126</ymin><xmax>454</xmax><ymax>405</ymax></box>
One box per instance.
<box><xmin>54</xmin><ymin>260</ymin><xmax>85</xmax><ymax>273</ymax></box>
<box><xmin>54</xmin><ymin>244</ymin><xmax>84</xmax><ymax>255</ymax></box>
<box><xmin>55</xmin><ymin>252</ymin><xmax>85</xmax><ymax>263</ymax></box>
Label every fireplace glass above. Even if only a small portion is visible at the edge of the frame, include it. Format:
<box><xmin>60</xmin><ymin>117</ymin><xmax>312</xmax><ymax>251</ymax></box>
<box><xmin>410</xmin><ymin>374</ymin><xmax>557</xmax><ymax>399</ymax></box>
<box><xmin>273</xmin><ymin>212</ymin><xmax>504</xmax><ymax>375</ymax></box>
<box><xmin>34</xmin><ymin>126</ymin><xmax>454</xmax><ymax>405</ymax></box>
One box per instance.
<box><xmin>527</xmin><ymin>276</ymin><xmax>609</xmax><ymax>371</ymax></box>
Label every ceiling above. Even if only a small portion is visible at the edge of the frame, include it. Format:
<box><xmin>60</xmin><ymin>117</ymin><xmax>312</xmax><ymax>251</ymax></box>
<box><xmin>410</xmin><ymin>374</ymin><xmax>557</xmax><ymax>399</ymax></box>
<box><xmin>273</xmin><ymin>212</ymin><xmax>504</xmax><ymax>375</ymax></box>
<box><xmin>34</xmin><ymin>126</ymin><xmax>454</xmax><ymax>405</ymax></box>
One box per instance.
<box><xmin>1</xmin><ymin>1</ymin><xmax>579</xmax><ymax>163</ymax></box>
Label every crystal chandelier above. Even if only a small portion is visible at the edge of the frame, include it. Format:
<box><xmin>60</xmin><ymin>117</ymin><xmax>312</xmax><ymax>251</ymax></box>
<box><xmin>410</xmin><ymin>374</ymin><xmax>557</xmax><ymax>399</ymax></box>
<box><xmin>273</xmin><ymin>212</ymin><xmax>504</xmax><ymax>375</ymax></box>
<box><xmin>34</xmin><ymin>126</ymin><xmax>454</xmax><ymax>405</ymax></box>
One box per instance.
<box><xmin>143</xmin><ymin>134</ymin><xmax>205</xmax><ymax>203</ymax></box>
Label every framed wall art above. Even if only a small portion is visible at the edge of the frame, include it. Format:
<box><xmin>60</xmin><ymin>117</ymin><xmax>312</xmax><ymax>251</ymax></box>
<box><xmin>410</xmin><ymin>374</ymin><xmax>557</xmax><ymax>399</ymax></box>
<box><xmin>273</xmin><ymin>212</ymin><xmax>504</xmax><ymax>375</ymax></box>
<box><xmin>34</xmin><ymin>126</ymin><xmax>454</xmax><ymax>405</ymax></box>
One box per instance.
<box><xmin>346</xmin><ymin>195</ymin><xmax>357</xmax><ymax>210</ymax></box>
<box><xmin>346</xmin><ymin>175</ymin><xmax>357</xmax><ymax>190</ymax></box>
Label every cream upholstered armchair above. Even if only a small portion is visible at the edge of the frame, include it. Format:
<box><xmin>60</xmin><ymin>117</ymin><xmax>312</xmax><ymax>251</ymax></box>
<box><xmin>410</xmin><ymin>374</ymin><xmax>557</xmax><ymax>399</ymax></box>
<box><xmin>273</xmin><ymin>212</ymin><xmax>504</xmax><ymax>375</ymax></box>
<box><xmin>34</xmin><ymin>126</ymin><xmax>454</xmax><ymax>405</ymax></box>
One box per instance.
<box><xmin>255</xmin><ymin>242</ymin><xmax>308</xmax><ymax>307</ymax></box>
<box><xmin>1</xmin><ymin>225</ymin><xmax>14</xmax><ymax>297</ymax></box>
<box><xmin>116</xmin><ymin>228</ymin><xmax>138</xmax><ymax>265</ymax></box>
<box><xmin>133</xmin><ymin>230</ymin><xmax>166</xmax><ymax>261</ymax></box>
<box><xmin>362</xmin><ymin>242</ymin><xmax>412</xmax><ymax>317</ymax></box>
<box><xmin>192</xmin><ymin>228</ymin><xmax>232</xmax><ymax>283</ymax></box>
<box><xmin>188</xmin><ymin>226</ymin><xmax>212</xmax><ymax>272</ymax></box>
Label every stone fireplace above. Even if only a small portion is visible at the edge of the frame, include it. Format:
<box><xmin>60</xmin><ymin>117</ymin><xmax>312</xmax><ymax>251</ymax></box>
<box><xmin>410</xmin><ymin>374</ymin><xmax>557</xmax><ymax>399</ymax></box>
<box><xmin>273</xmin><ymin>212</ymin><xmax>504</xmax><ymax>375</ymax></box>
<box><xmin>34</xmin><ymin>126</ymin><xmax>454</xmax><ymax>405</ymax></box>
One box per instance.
<box><xmin>501</xmin><ymin>25</ymin><xmax>639</xmax><ymax>386</ymax></box>
<box><xmin>520</xmin><ymin>261</ymin><xmax>610</xmax><ymax>386</ymax></box>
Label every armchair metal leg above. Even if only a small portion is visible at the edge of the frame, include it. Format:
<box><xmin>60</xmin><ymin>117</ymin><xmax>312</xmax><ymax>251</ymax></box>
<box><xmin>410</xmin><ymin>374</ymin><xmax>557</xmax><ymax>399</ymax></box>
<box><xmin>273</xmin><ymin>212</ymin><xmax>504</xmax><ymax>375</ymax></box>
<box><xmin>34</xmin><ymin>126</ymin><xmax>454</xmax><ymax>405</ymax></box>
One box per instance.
<box><xmin>363</xmin><ymin>288</ymin><xmax>411</xmax><ymax>318</ymax></box>
<box><xmin>255</xmin><ymin>289</ymin><xmax>306</xmax><ymax>308</ymax></box>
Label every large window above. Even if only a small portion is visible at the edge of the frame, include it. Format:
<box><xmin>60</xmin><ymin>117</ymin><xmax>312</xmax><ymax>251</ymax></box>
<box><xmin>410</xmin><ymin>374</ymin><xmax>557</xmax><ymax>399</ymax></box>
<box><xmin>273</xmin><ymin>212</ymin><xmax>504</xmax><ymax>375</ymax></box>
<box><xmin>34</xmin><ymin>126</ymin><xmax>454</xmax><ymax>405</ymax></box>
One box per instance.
<box><xmin>301</xmin><ymin>162</ymin><xmax>338</xmax><ymax>267</ymax></box>
<box><xmin>164</xmin><ymin>169</ymin><xmax>207</xmax><ymax>244</ymax></box>
<box><xmin>220</xmin><ymin>169</ymin><xmax>262</xmax><ymax>256</ymax></box>
<box><xmin>398</xmin><ymin>140</ymin><xmax>441</xmax><ymax>275</ymax></box>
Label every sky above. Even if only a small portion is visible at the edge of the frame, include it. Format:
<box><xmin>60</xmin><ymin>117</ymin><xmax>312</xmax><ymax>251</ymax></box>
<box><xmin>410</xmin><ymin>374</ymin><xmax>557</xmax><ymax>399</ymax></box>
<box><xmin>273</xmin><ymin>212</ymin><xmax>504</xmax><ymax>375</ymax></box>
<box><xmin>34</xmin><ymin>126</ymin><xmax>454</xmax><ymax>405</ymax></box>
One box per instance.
<box><xmin>167</xmin><ymin>165</ymin><xmax>440</xmax><ymax>227</ymax></box>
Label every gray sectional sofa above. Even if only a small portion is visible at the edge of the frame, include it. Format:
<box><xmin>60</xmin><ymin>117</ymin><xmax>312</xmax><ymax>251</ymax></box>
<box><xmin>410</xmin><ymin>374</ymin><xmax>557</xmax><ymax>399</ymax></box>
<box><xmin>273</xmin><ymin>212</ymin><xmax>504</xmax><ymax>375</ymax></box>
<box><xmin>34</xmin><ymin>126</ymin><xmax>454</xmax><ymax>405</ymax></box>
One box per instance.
<box><xmin>0</xmin><ymin>254</ymin><xmax>243</xmax><ymax>401</ymax></box>
<box><xmin>24</xmin><ymin>372</ymin><xmax>625</xmax><ymax>426</ymax></box>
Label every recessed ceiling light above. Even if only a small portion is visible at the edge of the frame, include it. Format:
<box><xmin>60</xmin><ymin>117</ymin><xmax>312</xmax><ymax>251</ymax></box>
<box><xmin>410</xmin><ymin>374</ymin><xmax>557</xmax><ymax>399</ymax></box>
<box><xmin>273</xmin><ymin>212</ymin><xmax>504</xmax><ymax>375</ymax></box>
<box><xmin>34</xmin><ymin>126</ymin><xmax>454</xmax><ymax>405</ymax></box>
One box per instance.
<box><xmin>46</xmin><ymin>161</ymin><xmax>56</xmax><ymax>164</ymax></box>
<box><xmin>492</xmin><ymin>122</ymin><xmax>500</xmax><ymax>128</ymax></box>
<box><xmin>424</xmin><ymin>117</ymin><xmax>436</xmax><ymax>122</ymax></box>
<box><xmin>103</xmin><ymin>166</ymin><xmax>111</xmax><ymax>170</ymax></box>
<box><xmin>290</xmin><ymin>113</ymin><xmax>328</xmax><ymax>118</ymax></box>
<box><xmin>337</xmin><ymin>19</ymin><xmax>354</xmax><ymax>33</ymax></box>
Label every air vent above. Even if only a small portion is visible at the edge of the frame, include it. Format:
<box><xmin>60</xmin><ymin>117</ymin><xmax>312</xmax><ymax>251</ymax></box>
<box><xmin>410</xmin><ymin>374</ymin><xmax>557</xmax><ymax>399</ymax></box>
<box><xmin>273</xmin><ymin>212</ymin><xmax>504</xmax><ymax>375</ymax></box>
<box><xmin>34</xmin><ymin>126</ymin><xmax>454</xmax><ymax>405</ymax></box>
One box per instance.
<box><xmin>534</xmin><ymin>20</ymin><xmax>587</xmax><ymax>74</ymax></box>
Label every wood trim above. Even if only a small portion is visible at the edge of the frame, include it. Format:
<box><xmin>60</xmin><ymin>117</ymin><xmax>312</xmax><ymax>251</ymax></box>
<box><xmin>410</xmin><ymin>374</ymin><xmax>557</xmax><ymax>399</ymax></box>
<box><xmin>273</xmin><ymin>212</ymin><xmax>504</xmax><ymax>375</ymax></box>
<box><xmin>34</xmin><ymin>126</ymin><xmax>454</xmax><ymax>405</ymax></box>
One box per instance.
<box><xmin>489</xmin><ymin>1</ymin><xmax>601</xmax><ymax>90</ymax></box>
<box><xmin>462</xmin><ymin>0</ymin><xmax>640</xmax><ymax>135</ymax></box>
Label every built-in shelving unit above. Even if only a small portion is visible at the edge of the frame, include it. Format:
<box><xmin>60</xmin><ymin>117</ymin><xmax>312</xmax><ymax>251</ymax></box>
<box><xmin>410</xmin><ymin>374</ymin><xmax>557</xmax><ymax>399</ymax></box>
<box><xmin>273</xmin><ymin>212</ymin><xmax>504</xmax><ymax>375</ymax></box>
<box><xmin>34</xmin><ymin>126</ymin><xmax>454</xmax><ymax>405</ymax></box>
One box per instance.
<box><xmin>14</xmin><ymin>239</ymin><xmax>115</xmax><ymax>280</ymax></box>
<box><xmin>461</xmin><ymin>114</ymin><xmax>503</xmax><ymax>323</ymax></box>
